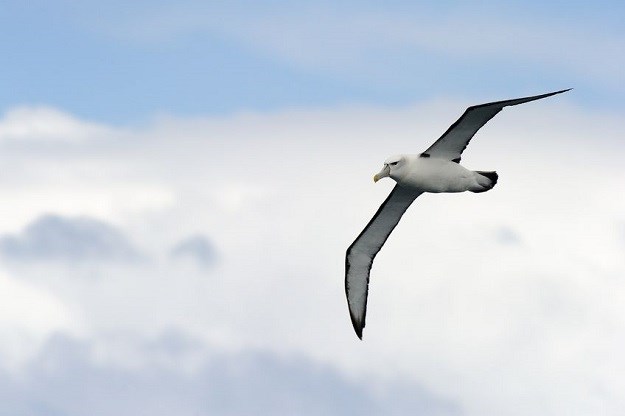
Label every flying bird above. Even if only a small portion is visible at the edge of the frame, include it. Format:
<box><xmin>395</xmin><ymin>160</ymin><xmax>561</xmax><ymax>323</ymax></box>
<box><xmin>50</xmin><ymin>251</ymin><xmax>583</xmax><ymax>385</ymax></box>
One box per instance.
<box><xmin>345</xmin><ymin>89</ymin><xmax>570</xmax><ymax>339</ymax></box>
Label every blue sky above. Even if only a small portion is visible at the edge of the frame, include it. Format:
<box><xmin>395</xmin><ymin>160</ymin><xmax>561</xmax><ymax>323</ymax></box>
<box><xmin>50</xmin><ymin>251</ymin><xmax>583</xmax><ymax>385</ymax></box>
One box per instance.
<box><xmin>1</xmin><ymin>1</ymin><xmax>625</xmax><ymax>415</ymax></box>
<box><xmin>2</xmin><ymin>0</ymin><xmax>625</xmax><ymax>123</ymax></box>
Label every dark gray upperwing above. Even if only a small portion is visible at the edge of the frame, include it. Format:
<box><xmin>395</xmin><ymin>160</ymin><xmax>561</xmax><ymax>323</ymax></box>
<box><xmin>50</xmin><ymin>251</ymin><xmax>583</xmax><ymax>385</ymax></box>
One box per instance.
<box><xmin>423</xmin><ymin>89</ymin><xmax>571</xmax><ymax>162</ymax></box>
<box><xmin>345</xmin><ymin>185</ymin><xmax>422</xmax><ymax>339</ymax></box>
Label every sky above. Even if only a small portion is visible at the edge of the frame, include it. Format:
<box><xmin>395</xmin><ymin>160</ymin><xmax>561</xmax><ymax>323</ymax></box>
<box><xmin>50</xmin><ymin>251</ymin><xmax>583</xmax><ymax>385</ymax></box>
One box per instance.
<box><xmin>0</xmin><ymin>1</ymin><xmax>624</xmax><ymax>415</ymax></box>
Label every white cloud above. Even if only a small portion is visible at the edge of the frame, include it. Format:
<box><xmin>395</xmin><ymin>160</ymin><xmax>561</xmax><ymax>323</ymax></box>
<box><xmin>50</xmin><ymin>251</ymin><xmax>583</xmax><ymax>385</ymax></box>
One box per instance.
<box><xmin>0</xmin><ymin>106</ymin><xmax>113</xmax><ymax>142</ymax></box>
<box><xmin>0</xmin><ymin>98</ymin><xmax>623</xmax><ymax>415</ymax></box>
<box><xmin>0</xmin><ymin>185</ymin><xmax>175</xmax><ymax>234</ymax></box>
<box><xmin>0</xmin><ymin>332</ymin><xmax>457</xmax><ymax>416</ymax></box>
<box><xmin>0</xmin><ymin>214</ymin><xmax>142</xmax><ymax>263</ymax></box>
<box><xmin>0</xmin><ymin>269</ymin><xmax>81</xmax><ymax>372</ymax></box>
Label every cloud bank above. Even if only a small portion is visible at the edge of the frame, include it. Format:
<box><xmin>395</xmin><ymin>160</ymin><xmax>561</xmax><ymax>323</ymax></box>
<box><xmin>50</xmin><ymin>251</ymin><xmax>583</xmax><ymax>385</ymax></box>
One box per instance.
<box><xmin>0</xmin><ymin>332</ymin><xmax>457</xmax><ymax>416</ymax></box>
<box><xmin>0</xmin><ymin>215</ymin><xmax>141</xmax><ymax>263</ymax></box>
<box><xmin>0</xmin><ymin>98</ymin><xmax>623</xmax><ymax>415</ymax></box>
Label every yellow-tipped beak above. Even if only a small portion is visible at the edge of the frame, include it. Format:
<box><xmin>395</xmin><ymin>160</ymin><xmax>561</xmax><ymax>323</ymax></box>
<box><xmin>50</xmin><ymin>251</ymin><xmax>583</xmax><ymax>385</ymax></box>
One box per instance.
<box><xmin>373</xmin><ymin>165</ymin><xmax>390</xmax><ymax>183</ymax></box>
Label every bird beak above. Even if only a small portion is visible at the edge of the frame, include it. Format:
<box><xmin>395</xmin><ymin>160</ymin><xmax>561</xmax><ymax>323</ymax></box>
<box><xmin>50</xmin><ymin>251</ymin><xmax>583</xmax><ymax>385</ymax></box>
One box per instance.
<box><xmin>373</xmin><ymin>165</ymin><xmax>390</xmax><ymax>183</ymax></box>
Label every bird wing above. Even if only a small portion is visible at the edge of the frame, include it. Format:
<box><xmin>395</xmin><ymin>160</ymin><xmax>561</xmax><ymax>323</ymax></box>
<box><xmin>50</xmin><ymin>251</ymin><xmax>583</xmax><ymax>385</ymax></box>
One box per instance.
<box><xmin>423</xmin><ymin>89</ymin><xmax>571</xmax><ymax>163</ymax></box>
<box><xmin>345</xmin><ymin>185</ymin><xmax>422</xmax><ymax>339</ymax></box>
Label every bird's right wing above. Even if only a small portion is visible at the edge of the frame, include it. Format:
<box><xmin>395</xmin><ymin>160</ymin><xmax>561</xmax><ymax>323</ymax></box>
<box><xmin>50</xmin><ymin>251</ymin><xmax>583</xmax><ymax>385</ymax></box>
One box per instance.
<box><xmin>345</xmin><ymin>185</ymin><xmax>422</xmax><ymax>339</ymax></box>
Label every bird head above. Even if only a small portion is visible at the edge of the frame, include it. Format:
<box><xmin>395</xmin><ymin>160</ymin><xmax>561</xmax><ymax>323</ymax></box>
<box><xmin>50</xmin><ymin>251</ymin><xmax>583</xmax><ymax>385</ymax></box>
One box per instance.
<box><xmin>374</xmin><ymin>155</ymin><xmax>405</xmax><ymax>183</ymax></box>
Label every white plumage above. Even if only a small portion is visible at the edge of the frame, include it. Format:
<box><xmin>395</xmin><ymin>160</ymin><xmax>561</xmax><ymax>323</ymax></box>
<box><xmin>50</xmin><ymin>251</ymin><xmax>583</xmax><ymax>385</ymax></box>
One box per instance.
<box><xmin>345</xmin><ymin>89</ymin><xmax>570</xmax><ymax>339</ymax></box>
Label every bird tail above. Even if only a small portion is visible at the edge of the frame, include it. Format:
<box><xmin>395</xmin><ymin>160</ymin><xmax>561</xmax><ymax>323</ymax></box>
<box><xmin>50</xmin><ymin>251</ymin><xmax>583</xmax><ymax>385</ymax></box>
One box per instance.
<box><xmin>471</xmin><ymin>171</ymin><xmax>498</xmax><ymax>193</ymax></box>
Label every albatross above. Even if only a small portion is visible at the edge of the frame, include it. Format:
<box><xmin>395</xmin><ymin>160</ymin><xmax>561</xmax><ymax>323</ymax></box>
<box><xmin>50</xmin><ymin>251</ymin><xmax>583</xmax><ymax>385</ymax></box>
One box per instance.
<box><xmin>345</xmin><ymin>89</ymin><xmax>570</xmax><ymax>339</ymax></box>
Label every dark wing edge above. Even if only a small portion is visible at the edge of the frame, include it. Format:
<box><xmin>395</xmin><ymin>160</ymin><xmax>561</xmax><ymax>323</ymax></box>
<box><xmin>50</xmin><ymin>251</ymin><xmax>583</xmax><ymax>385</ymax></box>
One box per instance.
<box><xmin>345</xmin><ymin>185</ymin><xmax>422</xmax><ymax>339</ymax></box>
<box><xmin>424</xmin><ymin>89</ymin><xmax>572</xmax><ymax>162</ymax></box>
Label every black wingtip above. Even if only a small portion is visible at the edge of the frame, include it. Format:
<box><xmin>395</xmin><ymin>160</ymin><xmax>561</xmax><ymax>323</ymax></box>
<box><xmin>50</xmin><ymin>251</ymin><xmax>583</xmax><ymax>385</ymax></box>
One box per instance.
<box><xmin>530</xmin><ymin>88</ymin><xmax>572</xmax><ymax>101</ymax></box>
<box><xmin>350</xmin><ymin>315</ymin><xmax>364</xmax><ymax>340</ymax></box>
<box><xmin>554</xmin><ymin>88</ymin><xmax>573</xmax><ymax>94</ymax></box>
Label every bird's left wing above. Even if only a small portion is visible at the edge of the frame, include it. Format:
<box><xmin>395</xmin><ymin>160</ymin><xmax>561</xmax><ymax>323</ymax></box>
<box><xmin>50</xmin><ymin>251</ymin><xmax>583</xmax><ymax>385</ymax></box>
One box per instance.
<box><xmin>423</xmin><ymin>89</ymin><xmax>571</xmax><ymax>163</ymax></box>
<box><xmin>345</xmin><ymin>185</ymin><xmax>422</xmax><ymax>339</ymax></box>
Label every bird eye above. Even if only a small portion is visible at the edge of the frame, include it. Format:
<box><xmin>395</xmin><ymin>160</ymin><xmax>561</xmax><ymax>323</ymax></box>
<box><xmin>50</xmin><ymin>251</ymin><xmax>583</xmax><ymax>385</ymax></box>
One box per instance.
<box><xmin>389</xmin><ymin>162</ymin><xmax>398</xmax><ymax>166</ymax></box>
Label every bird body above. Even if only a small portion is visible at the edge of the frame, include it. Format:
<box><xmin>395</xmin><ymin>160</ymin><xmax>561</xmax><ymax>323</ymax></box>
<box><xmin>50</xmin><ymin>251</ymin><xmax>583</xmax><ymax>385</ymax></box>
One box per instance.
<box><xmin>381</xmin><ymin>154</ymin><xmax>496</xmax><ymax>193</ymax></box>
<box><xmin>345</xmin><ymin>89</ymin><xmax>570</xmax><ymax>339</ymax></box>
